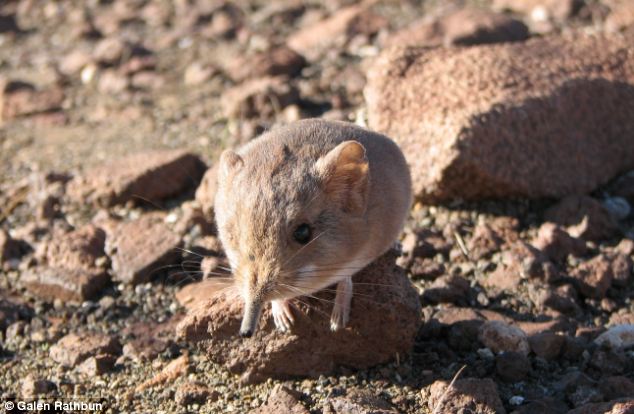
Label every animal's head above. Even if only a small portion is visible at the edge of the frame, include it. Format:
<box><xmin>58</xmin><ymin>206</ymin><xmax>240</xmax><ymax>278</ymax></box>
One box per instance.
<box><xmin>214</xmin><ymin>139</ymin><xmax>370</xmax><ymax>337</ymax></box>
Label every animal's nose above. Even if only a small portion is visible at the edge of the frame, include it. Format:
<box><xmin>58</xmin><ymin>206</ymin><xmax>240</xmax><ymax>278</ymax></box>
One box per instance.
<box><xmin>240</xmin><ymin>328</ymin><xmax>253</xmax><ymax>338</ymax></box>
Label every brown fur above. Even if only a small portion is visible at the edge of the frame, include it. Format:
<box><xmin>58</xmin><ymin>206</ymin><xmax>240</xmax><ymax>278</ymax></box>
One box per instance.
<box><xmin>214</xmin><ymin>119</ymin><xmax>412</xmax><ymax>334</ymax></box>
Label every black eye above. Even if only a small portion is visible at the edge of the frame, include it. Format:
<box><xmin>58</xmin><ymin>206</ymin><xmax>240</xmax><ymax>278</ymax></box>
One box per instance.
<box><xmin>293</xmin><ymin>223</ymin><xmax>312</xmax><ymax>244</ymax></box>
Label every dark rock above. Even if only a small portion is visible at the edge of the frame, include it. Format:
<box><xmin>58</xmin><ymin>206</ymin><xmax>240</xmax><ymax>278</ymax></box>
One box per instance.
<box><xmin>0</xmin><ymin>297</ymin><xmax>31</xmax><ymax>331</ymax></box>
<box><xmin>511</xmin><ymin>397</ymin><xmax>568</xmax><ymax>414</ymax></box>
<box><xmin>365</xmin><ymin>33</ymin><xmax>634</xmax><ymax>203</ymax></box>
<box><xmin>0</xmin><ymin>229</ymin><xmax>22</xmax><ymax>263</ymax></box>
<box><xmin>50</xmin><ymin>332</ymin><xmax>121</xmax><ymax>367</ymax></box>
<box><xmin>600</xmin><ymin>376</ymin><xmax>634</xmax><ymax>401</ymax></box>
<box><xmin>495</xmin><ymin>351</ymin><xmax>531</xmax><ymax>382</ymax></box>
<box><xmin>528</xmin><ymin>332</ymin><xmax>565</xmax><ymax>360</ymax></box>
<box><xmin>67</xmin><ymin>149</ymin><xmax>206</xmax><ymax>207</ymax></box>
<box><xmin>106</xmin><ymin>214</ymin><xmax>182</xmax><ymax>284</ymax></box>
<box><xmin>177</xmin><ymin>251</ymin><xmax>421</xmax><ymax>382</ymax></box>
<box><xmin>589</xmin><ymin>348</ymin><xmax>628</xmax><ymax>375</ymax></box>
<box><xmin>428</xmin><ymin>377</ymin><xmax>507</xmax><ymax>414</ymax></box>
<box><xmin>610</xmin><ymin>253</ymin><xmax>633</xmax><ymax>287</ymax></box>
<box><xmin>567</xmin><ymin>399</ymin><xmax>634</xmax><ymax>414</ymax></box>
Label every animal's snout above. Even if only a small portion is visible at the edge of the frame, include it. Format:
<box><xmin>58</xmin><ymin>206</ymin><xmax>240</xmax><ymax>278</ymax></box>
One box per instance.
<box><xmin>239</xmin><ymin>299</ymin><xmax>262</xmax><ymax>338</ymax></box>
<box><xmin>239</xmin><ymin>327</ymin><xmax>254</xmax><ymax>338</ymax></box>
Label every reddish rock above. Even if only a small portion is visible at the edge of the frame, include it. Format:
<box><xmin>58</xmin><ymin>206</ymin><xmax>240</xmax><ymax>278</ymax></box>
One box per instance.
<box><xmin>227</xmin><ymin>46</ymin><xmax>306</xmax><ymax>82</ymax></box>
<box><xmin>176</xmin><ymin>279</ymin><xmax>233</xmax><ymax>311</ymax></box>
<box><xmin>221</xmin><ymin>76</ymin><xmax>299</xmax><ymax>119</ymax></box>
<box><xmin>106</xmin><ymin>215</ymin><xmax>182</xmax><ymax>285</ymax></box>
<box><xmin>611</xmin><ymin>253</ymin><xmax>633</xmax><ymax>287</ymax></box>
<box><xmin>428</xmin><ymin>378</ymin><xmax>506</xmax><ymax>414</ymax></box>
<box><xmin>478</xmin><ymin>320</ymin><xmax>530</xmax><ymax>356</ymax></box>
<box><xmin>386</xmin><ymin>7</ymin><xmax>528</xmax><ymax>48</ymax></box>
<box><xmin>76</xmin><ymin>354</ymin><xmax>116</xmax><ymax>376</ymax></box>
<box><xmin>251</xmin><ymin>386</ymin><xmax>308</xmax><ymax>414</ymax></box>
<box><xmin>570</xmin><ymin>255</ymin><xmax>614</xmax><ymax>299</ymax></box>
<box><xmin>287</xmin><ymin>3</ymin><xmax>386</xmax><ymax>60</ymax></box>
<box><xmin>544</xmin><ymin>196</ymin><xmax>618</xmax><ymax>241</ymax></box>
<box><xmin>0</xmin><ymin>80</ymin><xmax>64</xmax><ymax>123</ymax></box>
<box><xmin>327</xmin><ymin>389</ymin><xmax>399</xmax><ymax>414</ymax></box>
<box><xmin>122</xmin><ymin>318</ymin><xmax>180</xmax><ymax>361</ymax></box>
<box><xmin>68</xmin><ymin>149</ymin><xmax>206</xmax><ymax>207</ymax></box>
<box><xmin>606</xmin><ymin>1</ymin><xmax>634</xmax><ymax>32</ymax></box>
<box><xmin>365</xmin><ymin>33</ymin><xmax>634</xmax><ymax>203</ymax></box>
<box><xmin>531</xmin><ymin>285</ymin><xmax>581</xmax><ymax>316</ymax></box>
<box><xmin>175</xmin><ymin>381</ymin><xmax>219</xmax><ymax>407</ymax></box>
<box><xmin>528</xmin><ymin>331</ymin><xmax>565</xmax><ymax>359</ymax></box>
<box><xmin>516</xmin><ymin>317</ymin><xmax>576</xmax><ymax>336</ymax></box>
<box><xmin>177</xmin><ymin>251</ymin><xmax>421</xmax><ymax>382</ymax></box>
<box><xmin>531</xmin><ymin>222</ymin><xmax>586</xmax><ymax>262</ymax></box>
<box><xmin>492</xmin><ymin>0</ymin><xmax>581</xmax><ymax>21</ymax></box>
<box><xmin>0</xmin><ymin>229</ymin><xmax>21</xmax><ymax>262</ymax></box>
<box><xmin>22</xmin><ymin>225</ymin><xmax>109</xmax><ymax>302</ymax></box>
<box><xmin>468</xmin><ymin>222</ymin><xmax>504</xmax><ymax>260</ymax></box>
<box><xmin>422</xmin><ymin>274</ymin><xmax>471</xmax><ymax>305</ymax></box>
<box><xmin>135</xmin><ymin>354</ymin><xmax>191</xmax><ymax>392</ymax></box>
<box><xmin>410</xmin><ymin>258</ymin><xmax>445</xmax><ymax>280</ymax></box>
<box><xmin>93</xmin><ymin>37</ymin><xmax>126</xmax><ymax>65</ymax></box>
<box><xmin>567</xmin><ymin>399</ymin><xmax>634</xmax><ymax>414</ymax></box>
<box><xmin>195</xmin><ymin>163</ymin><xmax>219</xmax><ymax>221</ymax></box>
<box><xmin>50</xmin><ymin>332</ymin><xmax>121</xmax><ymax>367</ymax></box>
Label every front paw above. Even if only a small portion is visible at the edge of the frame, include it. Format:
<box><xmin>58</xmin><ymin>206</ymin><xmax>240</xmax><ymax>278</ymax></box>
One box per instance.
<box><xmin>330</xmin><ymin>304</ymin><xmax>349</xmax><ymax>332</ymax></box>
<box><xmin>271</xmin><ymin>300</ymin><xmax>294</xmax><ymax>332</ymax></box>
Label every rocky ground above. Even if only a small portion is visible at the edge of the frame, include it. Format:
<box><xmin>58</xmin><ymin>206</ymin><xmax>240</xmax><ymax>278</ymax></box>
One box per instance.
<box><xmin>1</xmin><ymin>0</ymin><xmax>634</xmax><ymax>413</ymax></box>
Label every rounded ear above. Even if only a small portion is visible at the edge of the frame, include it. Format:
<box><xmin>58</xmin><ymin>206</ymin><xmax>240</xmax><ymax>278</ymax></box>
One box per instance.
<box><xmin>218</xmin><ymin>149</ymin><xmax>243</xmax><ymax>184</ymax></box>
<box><xmin>316</xmin><ymin>140</ymin><xmax>370</xmax><ymax>215</ymax></box>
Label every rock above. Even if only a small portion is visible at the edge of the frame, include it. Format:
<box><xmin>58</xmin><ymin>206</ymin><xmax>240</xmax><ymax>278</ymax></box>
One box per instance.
<box><xmin>251</xmin><ymin>386</ymin><xmax>308</xmax><ymax>414</ymax></box>
<box><xmin>570</xmin><ymin>255</ymin><xmax>614</xmax><ymax>299</ymax></box>
<box><xmin>410</xmin><ymin>258</ymin><xmax>445</xmax><ymax>280</ymax></box>
<box><xmin>492</xmin><ymin>0</ymin><xmax>581</xmax><ymax>22</ymax></box>
<box><xmin>512</xmin><ymin>397</ymin><xmax>569</xmax><ymax>414</ymax></box>
<box><xmin>599</xmin><ymin>376</ymin><xmax>634</xmax><ymax>401</ymax></box>
<box><xmin>76</xmin><ymin>354</ymin><xmax>116</xmax><ymax>376</ymax></box>
<box><xmin>544</xmin><ymin>196</ymin><xmax>618</xmax><ymax>241</ymax></box>
<box><xmin>531</xmin><ymin>223</ymin><xmax>586</xmax><ymax>262</ymax></box>
<box><xmin>175</xmin><ymin>381</ymin><xmax>219</xmax><ymax>406</ymax></box>
<box><xmin>221</xmin><ymin>76</ymin><xmax>299</xmax><ymax>119</ymax></box>
<box><xmin>589</xmin><ymin>348</ymin><xmax>628</xmax><ymax>375</ymax></box>
<box><xmin>327</xmin><ymin>389</ymin><xmax>399</xmax><ymax>414</ymax></box>
<box><xmin>594</xmin><ymin>324</ymin><xmax>634</xmax><ymax>349</ymax></box>
<box><xmin>606</xmin><ymin>0</ymin><xmax>634</xmax><ymax>32</ymax></box>
<box><xmin>602</xmin><ymin>196</ymin><xmax>631</xmax><ymax>221</ymax></box>
<box><xmin>428</xmin><ymin>377</ymin><xmax>507</xmax><ymax>414</ymax></box>
<box><xmin>184</xmin><ymin>62</ymin><xmax>216</xmax><ymax>86</ymax></box>
<box><xmin>287</xmin><ymin>3</ymin><xmax>386</xmax><ymax>60</ymax></box>
<box><xmin>0</xmin><ymin>12</ymin><xmax>20</xmax><ymax>33</ymax></box>
<box><xmin>0</xmin><ymin>229</ymin><xmax>22</xmax><ymax>262</ymax></box>
<box><xmin>532</xmin><ymin>285</ymin><xmax>581</xmax><ymax>316</ymax></box>
<box><xmin>177</xmin><ymin>250</ymin><xmax>421</xmax><ymax>382</ymax></box>
<box><xmin>68</xmin><ymin>149</ymin><xmax>206</xmax><ymax>207</ymax></box>
<box><xmin>135</xmin><ymin>354</ymin><xmax>190</xmax><ymax>392</ymax></box>
<box><xmin>175</xmin><ymin>279</ymin><xmax>231</xmax><ymax>311</ymax></box>
<box><xmin>365</xmin><ymin>33</ymin><xmax>634</xmax><ymax>203</ymax></box>
<box><xmin>386</xmin><ymin>7</ymin><xmax>529</xmax><ymax>48</ymax></box>
<box><xmin>93</xmin><ymin>37</ymin><xmax>126</xmax><ymax>65</ymax></box>
<box><xmin>567</xmin><ymin>399</ymin><xmax>634</xmax><ymax>414</ymax></box>
<box><xmin>59</xmin><ymin>50</ymin><xmax>92</xmax><ymax>76</ymax></box>
<box><xmin>468</xmin><ymin>222</ymin><xmax>504</xmax><ymax>260</ymax></box>
<box><xmin>478</xmin><ymin>320</ymin><xmax>530</xmax><ymax>356</ymax></box>
<box><xmin>0</xmin><ymin>297</ymin><xmax>32</xmax><ymax>331</ymax></box>
<box><xmin>227</xmin><ymin>46</ymin><xmax>306</xmax><ymax>82</ymax></box>
<box><xmin>21</xmin><ymin>374</ymin><xmax>56</xmax><ymax>398</ymax></box>
<box><xmin>122</xmin><ymin>317</ymin><xmax>179</xmax><ymax>361</ymax></box>
<box><xmin>106</xmin><ymin>214</ymin><xmax>182</xmax><ymax>285</ymax></box>
<box><xmin>98</xmin><ymin>69</ymin><xmax>129</xmax><ymax>94</ymax></box>
<box><xmin>0</xmin><ymin>80</ymin><xmax>64</xmax><ymax>123</ymax></box>
<box><xmin>611</xmin><ymin>253</ymin><xmax>633</xmax><ymax>287</ymax></box>
<box><xmin>616</xmin><ymin>238</ymin><xmax>634</xmax><ymax>255</ymax></box>
<box><xmin>528</xmin><ymin>332</ymin><xmax>565</xmax><ymax>359</ymax></box>
<box><xmin>195</xmin><ymin>163</ymin><xmax>219</xmax><ymax>221</ymax></box>
<box><xmin>422</xmin><ymin>274</ymin><xmax>471</xmax><ymax>305</ymax></box>
<box><xmin>495</xmin><ymin>351</ymin><xmax>531</xmax><ymax>382</ymax></box>
<box><xmin>22</xmin><ymin>225</ymin><xmax>109</xmax><ymax>302</ymax></box>
<box><xmin>50</xmin><ymin>332</ymin><xmax>121</xmax><ymax>367</ymax></box>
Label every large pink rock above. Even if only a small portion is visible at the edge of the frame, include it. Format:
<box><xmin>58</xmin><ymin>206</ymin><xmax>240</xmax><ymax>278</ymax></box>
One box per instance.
<box><xmin>177</xmin><ymin>250</ymin><xmax>421</xmax><ymax>383</ymax></box>
<box><xmin>365</xmin><ymin>32</ymin><xmax>634</xmax><ymax>203</ymax></box>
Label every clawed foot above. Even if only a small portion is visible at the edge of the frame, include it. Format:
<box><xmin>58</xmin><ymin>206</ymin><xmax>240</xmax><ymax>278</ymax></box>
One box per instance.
<box><xmin>330</xmin><ymin>277</ymin><xmax>352</xmax><ymax>332</ymax></box>
<box><xmin>272</xmin><ymin>299</ymin><xmax>294</xmax><ymax>332</ymax></box>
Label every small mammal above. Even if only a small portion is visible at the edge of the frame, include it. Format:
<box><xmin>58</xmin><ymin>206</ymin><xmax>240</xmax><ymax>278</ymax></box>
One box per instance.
<box><xmin>214</xmin><ymin>119</ymin><xmax>412</xmax><ymax>337</ymax></box>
